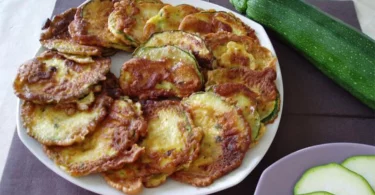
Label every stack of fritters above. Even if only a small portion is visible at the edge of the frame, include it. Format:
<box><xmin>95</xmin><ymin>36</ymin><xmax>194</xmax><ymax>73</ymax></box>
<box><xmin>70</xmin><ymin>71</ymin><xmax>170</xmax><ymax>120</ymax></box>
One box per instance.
<box><xmin>13</xmin><ymin>0</ymin><xmax>281</xmax><ymax>194</ymax></box>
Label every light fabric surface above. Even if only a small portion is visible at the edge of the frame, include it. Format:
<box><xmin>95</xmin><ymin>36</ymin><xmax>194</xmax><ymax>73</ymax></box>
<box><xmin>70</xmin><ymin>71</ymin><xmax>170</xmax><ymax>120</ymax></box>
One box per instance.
<box><xmin>0</xmin><ymin>0</ymin><xmax>373</xmax><ymax>181</ymax></box>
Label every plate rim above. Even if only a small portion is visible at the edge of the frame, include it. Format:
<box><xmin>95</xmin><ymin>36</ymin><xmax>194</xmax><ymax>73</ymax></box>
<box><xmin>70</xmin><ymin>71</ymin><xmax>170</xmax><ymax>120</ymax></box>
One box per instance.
<box><xmin>16</xmin><ymin>0</ymin><xmax>284</xmax><ymax>194</ymax></box>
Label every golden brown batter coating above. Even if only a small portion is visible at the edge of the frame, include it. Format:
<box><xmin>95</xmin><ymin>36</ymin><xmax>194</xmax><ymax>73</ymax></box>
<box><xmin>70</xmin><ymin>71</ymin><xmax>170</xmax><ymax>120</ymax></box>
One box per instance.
<box><xmin>103</xmin><ymin>100</ymin><xmax>202</xmax><ymax>194</ymax></box>
<box><xmin>143</xmin><ymin>4</ymin><xmax>201</xmax><ymax>39</ymax></box>
<box><xmin>120</xmin><ymin>46</ymin><xmax>203</xmax><ymax>99</ymax></box>
<box><xmin>13</xmin><ymin>51</ymin><xmax>110</xmax><ymax>104</ymax></box>
<box><xmin>179</xmin><ymin>11</ymin><xmax>257</xmax><ymax>39</ymax></box>
<box><xmin>69</xmin><ymin>0</ymin><xmax>133</xmax><ymax>51</ymax></box>
<box><xmin>44</xmin><ymin>98</ymin><xmax>147</xmax><ymax>176</ymax></box>
<box><xmin>40</xmin><ymin>8</ymin><xmax>102</xmax><ymax>56</ymax></box>
<box><xmin>206</xmin><ymin>67</ymin><xmax>278</xmax><ymax>103</ymax></box>
<box><xmin>204</xmin><ymin>31</ymin><xmax>276</xmax><ymax>70</ymax></box>
<box><xmin>21</xmin><ymin>94</ymin><xmax>111</xmax><ymax>146</ymax></box>
<box><xmin>108</xmin><ymin>0</ymin><xmax>164</xmax><ymax>46</ymax></box>
<box><xmin>142</xmin><ymin>30</ymin><xmax>213</xmax><ymax>68</ymax></box>
<box><xmin>172</xmin><ymin>92</ymin><xmax>251</xmax><ymax>186</ymax></box>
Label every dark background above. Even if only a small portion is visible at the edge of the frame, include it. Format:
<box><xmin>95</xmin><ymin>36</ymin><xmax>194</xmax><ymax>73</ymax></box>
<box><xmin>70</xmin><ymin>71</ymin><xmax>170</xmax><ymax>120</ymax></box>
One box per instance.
<box><xmin>1</xmin><ymin>0</ymin><xmax>374</xmax><ymax>194</ymax></box>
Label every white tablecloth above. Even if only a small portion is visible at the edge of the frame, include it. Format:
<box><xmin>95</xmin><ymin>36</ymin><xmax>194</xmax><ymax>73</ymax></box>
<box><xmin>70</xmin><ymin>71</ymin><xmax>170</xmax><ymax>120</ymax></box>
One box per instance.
<box><xmin>0</xmin><ymin>0</ymin><xmax>374</xmax><ymax>181</ymax></box>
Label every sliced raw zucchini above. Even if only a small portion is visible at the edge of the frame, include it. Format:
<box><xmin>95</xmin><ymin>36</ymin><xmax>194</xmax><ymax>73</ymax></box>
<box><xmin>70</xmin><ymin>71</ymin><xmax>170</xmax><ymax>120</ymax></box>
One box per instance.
<box><xmin>299</xmin><ymin>192</ymin><xmax>334</xmax><ymax>195</ymax></box>
<box><xmin>342</xmin><ymin>155</ymin><xmax>375</xmax><ymax>190</ymax></box>
<box><xmin>141</xmin><ymin>30</ymin><xmax>213</xmax><ymax>68</ymax></box>
<box><xmin>294</xmin><ymin>163</ymin><xmax>375</xmax><ymax>195</ymax></box>
<box><xmin>258</xmin><ymin>91</ymin><xmax>280</xmax><ymax>124</ymax></box>
<box><xmin>120</xmin><ymin>46</ymin><xmax>203</xmax><ymax>99</ymax></box>
<box><xmin>143</xmin><ymin>4</ymin><xmax>201</xmax><ymax>39</ymax></box>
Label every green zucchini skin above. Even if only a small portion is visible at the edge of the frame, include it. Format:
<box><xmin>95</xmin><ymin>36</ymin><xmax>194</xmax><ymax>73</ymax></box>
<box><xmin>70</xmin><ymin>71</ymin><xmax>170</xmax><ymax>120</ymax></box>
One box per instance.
<box><xmin>245</xmin><ymin>0</ymin><xmax>375</xmax><ymax>110</ymax></box>
<box><xmin>230</xmin><ymin>0</ymin><xmax>247</xmax><ymax>13</ymax></box>
<box><xmin>260</xmin><ymin>92</ymin><xmax>280</xmax><ymax>124</ymax></box>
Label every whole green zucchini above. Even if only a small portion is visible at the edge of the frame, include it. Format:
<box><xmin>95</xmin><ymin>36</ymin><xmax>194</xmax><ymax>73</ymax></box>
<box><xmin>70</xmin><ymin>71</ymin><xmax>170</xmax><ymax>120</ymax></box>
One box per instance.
<box><xmin>230</xmin><ymin>0</ymin><xmax>247</xmax><ymax>13</ymax></box>
<box><xmin>245</xmin><ymin>0</ymin><xmax>375</xmax><ymax>110</ymax></box>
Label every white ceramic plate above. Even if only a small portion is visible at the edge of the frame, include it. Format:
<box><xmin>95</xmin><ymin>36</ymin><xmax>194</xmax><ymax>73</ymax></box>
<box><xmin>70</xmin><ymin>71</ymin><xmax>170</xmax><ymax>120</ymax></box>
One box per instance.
<box><xmin>16</xmin><ymin>0</ymin><xmax>284</xmax><ymax>194</ymax></box>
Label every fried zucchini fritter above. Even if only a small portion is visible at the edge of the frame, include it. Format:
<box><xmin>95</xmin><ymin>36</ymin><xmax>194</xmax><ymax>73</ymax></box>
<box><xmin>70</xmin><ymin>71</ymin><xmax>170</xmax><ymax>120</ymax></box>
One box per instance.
<box><xmin>103</xmin><ymin>100</ymin><xmax>202</xmax><ymax>194</ymax></box>
<box><xmin>120</xmin><ymin>46</ymin><xmax>203</xmax><ymax>99</ymax></box>
<box><xmin>143</xmin><ymin>4</ymin><xmax>201</xmax><ymax>39</ymax></box>
<box><xmin>21</xmin><ymin>94</ymin><xmax>111</xmax><ymax>146</ymax></box>
<box><xmin>172</xmin><ymin>92</ymin><xmax>251</xmax><ymax>186</ymax></box>
<box><xmin>59</xmin><ymin>53</ymin><xmax>95</xmax><ymax>64</ymax></box>
<box><xmin>13</xmin><ymin>51</ymin><xmax>110</xmax><ymax>104</ymax></box>
<box><xmin>101</xmin><ymin>72</ymin><xmax>123</xmax><ymax>99</ymax></box>
<box><xmin>45</xmin><ymin>98</ymin><xmax>147</xmax><ymax>176</ymax></box>
<box><xmin>205</xmin><ymin>32</ymin><xmax>276</xmax><ymax>70</ymax></box>
<box><xmin>40</xmin><ymin>8</ymin><xmax>102</xmax><ymax>56</ymax></box>
<box><xmin>108</xmin><ymin>0</ymin><xmax>164</xmax><ymax>46</ymax></box>
<box><xmin>210</xmin><ymin>83</ymin><xmax>261</xmax><ymax>142</ymax></box>
<box><xmin>140</xmin><ymin>100</ymin><xmax>201</xmax><ymax>173</ymax></box>
<box><xmin>104</xmin><ymin>163</ymin><xmax>164</xmax><ymax>195</ymax></box>
<box><xmin>206</xmin><ymin>68</ymin><xmax>280</xmax><ymax>125</ymax></box>
<box><xmin>179</xmin><ymin>11</ymin><xmax>257</xmax><ymax>38</ymax></box>
<box><xmin>142</xmin><ymin>30</ymin><xmax>213</xmax><ymax>68</ymax></box>
<box><xmin>206</xmin><ymin>67</ymin><xmax>277</xmax><ymax>103</ymax></box>
<box><xmin>69</xmin><ymin>0</ymin><xmax>133</xmax><ymax>51</ymax></box>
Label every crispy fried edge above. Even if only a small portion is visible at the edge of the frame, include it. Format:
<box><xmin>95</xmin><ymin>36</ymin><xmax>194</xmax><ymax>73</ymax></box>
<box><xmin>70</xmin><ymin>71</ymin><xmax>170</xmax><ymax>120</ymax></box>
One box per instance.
<box><xmin>111</xmin><ymin>0</ymin><xmax>165</xmax><ymax>45</ymax></box>
<box><xmin>21</xmin><ymin>94</ymin><xmax>112</xmax><ymax>146</ymax></box>
<box><xmin>172</xmin><ymin>92</ymin><xmax>251</xmax><ymax>186</ymax></box>
<box><xmin>120</xmin><ymin>53</ymin><xmax>203</xmax><ymax>99</ymax></box>
<box><xmin>204</xmin><ymin>31</ymin><xmax>277</xmax><ymax>70</ymax></box>
<box><xmin>104</xmin><ymin>175</ymin><xmax>143</xmax><ymax>195</ymax></box>
<box><xmin>68</xmin><ymin>0</ymin><xmax>133</xmax><ymax>51</ymax></box>
<box><xmin>206</xmin><ymin>67</ymin><xmax>277</xmax><ymax>102</ymax></box>
<box><xmin>178</xmin><ymin>11</ymin><xmax>258</xmax><ymax>39</ymax></box>
<box><xmin>13</xmin><ymin>51</ymin><xmax>111</xmax><ymax>104</ymax></box>
<box><xmin>44</xmin><ymin>99</ymin><xmax>147</xmax><ymax>176</ymax></box>
<box><xmin>40</xmin><ymin>8</ymin><xmax>77</xmax><ymax>41</ymax></box>
<box><xmin>211</xmin><ymin>83</ymin><xmax>261</xmax><ymax>143</ymax></box>
<box><xmin>143</xmin><ymin>4</ymin><xmax>201</xmax><ymax>40</ymax></box>
<box><xmin>102</xmin><ymin>100</ymin><xmax>202</xmax><ymax>193</ymax></box>
<box><xmin>143</xmin><ymin>30</ymin><xmax>213</xmax><ymax>69</ymax></box>
<box><xmin>40</xmin><ymin>8</ymin><xmax>102</xmax><ymax>56</ymax></box>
